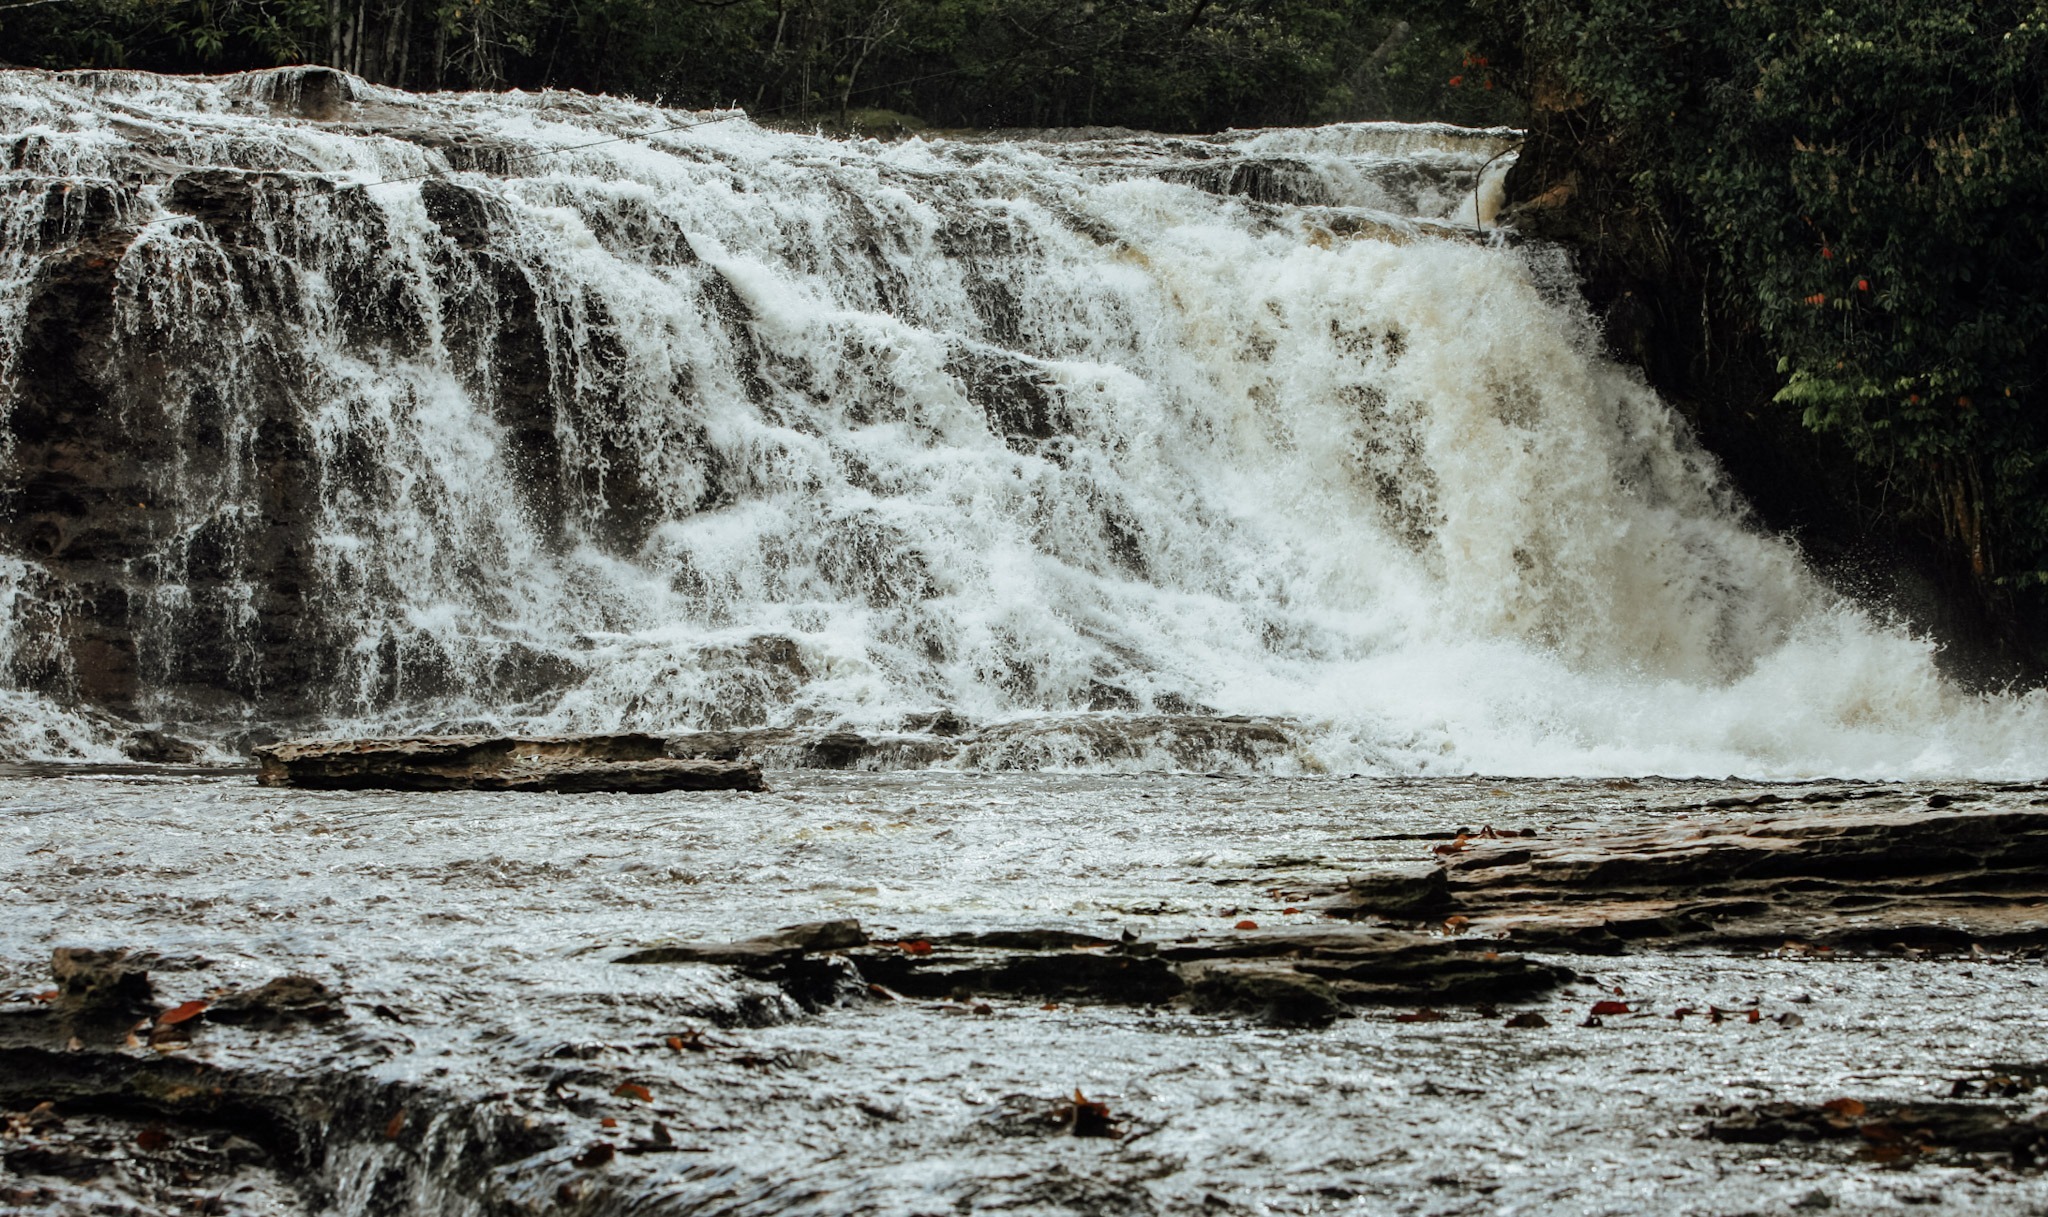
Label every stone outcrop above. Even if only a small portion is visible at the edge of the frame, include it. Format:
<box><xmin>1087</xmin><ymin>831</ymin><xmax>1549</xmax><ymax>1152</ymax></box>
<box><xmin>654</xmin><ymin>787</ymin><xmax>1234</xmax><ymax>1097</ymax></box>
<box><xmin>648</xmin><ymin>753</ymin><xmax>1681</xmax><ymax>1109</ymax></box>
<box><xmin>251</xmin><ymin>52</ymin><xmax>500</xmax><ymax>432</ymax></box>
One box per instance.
<box><xmin>616</xmin><ymin>918</ymin><xmax>1569</xmax><ymax>1027</ymax></box>
<box><xmin>253</xmin><ymin>734</ymin><xmax>765</xmax><ymax>792</ymax></box>
<box><xmin>1325</xmin><ymin>801</ymin><xmax>2048</xmax><ymax>951</ymax></box>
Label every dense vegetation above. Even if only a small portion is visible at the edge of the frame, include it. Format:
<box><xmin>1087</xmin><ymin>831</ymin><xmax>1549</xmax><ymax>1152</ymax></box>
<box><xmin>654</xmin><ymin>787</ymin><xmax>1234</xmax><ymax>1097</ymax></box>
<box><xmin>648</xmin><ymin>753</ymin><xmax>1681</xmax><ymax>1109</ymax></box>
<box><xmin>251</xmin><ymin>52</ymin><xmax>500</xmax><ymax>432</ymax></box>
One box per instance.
<box><xmin>4</xmin><ymin>0</ymin><xmax>2044</xmax><ymax>662</ymax></box>
<box><xmin>1495</xmin><ymin>0</ymin><xmax>2048</xmax><ymax>664</ymax></box>
<box><xmin>0</xmin><ymin>0</ymin><xmax>1518</xmax><ymax>130</ymax></box>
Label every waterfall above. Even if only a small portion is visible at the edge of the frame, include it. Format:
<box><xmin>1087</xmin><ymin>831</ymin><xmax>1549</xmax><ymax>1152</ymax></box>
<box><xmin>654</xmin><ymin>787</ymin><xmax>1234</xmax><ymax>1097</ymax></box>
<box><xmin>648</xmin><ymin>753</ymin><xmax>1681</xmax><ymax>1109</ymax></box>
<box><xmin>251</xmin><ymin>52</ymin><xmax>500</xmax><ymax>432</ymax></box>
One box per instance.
<box><xmin>0</xmin><ymin>67</ymin><xmax>2041</xmax><ymax>776</ymax></box>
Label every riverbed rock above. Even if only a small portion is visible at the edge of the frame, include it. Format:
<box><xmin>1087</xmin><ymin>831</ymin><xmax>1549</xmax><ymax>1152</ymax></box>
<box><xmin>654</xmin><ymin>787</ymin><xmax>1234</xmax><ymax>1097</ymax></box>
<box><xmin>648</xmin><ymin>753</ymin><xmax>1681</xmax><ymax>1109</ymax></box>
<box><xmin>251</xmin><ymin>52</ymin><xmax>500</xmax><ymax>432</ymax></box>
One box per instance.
<box><xmin>618</xmin><ymin>921</ymin><xmax>1567</xmax><ymax>1024</ymax></box>
<box><xmin>253</xmin><ymin>734</ymin><xmax>765</xmax><ymax>792</ymax></box>
<box><xmin>1326</xmin><ymin>806</ymin><xmax>2048</xmax><ymax>950</ymax></box>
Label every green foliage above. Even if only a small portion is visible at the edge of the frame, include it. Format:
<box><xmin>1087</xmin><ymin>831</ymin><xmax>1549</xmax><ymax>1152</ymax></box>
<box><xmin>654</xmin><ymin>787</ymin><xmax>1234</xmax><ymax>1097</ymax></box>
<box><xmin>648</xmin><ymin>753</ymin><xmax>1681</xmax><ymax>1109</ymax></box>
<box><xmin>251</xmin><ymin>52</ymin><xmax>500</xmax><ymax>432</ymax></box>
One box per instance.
<box><xmin>1508</xmin><ymin>0</ymin><xmax>2048</xmax><ymax>595</ymax></box>
<box><xmin>1</xmin><ymin>0</ymin><xmax>1520</xmax><ymax>130</ymax></box>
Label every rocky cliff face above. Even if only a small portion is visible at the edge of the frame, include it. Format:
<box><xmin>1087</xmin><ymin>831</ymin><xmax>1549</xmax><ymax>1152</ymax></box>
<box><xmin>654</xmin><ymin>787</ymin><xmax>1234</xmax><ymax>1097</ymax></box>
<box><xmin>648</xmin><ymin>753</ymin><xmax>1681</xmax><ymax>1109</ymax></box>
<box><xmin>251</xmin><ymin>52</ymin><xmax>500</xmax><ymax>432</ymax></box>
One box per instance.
<box><xmin>2</xmin><ymin>67</ymin><xmax>2041</xmax><ymax>776</ymax></box>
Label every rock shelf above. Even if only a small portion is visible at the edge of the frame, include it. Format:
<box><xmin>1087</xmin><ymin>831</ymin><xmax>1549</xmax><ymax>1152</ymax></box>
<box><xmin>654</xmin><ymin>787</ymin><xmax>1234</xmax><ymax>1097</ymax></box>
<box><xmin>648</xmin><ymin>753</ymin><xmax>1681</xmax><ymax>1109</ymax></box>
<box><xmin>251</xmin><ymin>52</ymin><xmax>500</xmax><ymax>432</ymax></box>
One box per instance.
<box><xmin>253</xmin><ymin>734</ymin><xmax>765</xmax><ymax>792</ymax></box>
<box><xmin>1326</xmin><ymin>801</ymin><xmax>2048</xmax><ymax>951</ymax></box>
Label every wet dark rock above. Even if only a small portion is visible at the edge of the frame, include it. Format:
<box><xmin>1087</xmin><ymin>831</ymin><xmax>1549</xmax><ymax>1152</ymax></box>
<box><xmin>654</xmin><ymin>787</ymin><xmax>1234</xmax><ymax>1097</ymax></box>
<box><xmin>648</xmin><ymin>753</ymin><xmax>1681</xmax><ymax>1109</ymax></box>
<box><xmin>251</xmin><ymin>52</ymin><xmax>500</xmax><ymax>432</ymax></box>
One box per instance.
<box><xmin>254</xmin><ymin>734</ymin><xmax>765</xmax><ymax>792</ymax></box>
<box><xmin>1326</xmin><ymin>806</ymin><xmax>2048</xmax><ymax>950</ymax></box>
<box><xmin>614</xmin><ymin>919</ymin><xmax>868</xmax><ymax>966</ymax></box>
<box><xmin>620</xmin><ymin>921</ymin><xmax>1565</xmax><ymax>1024</ymax></box>
<box><xmin>120</xmin><ymin>729</ymin><xmax>202</xmax><ymax>764</ymax></box>
<box><xmin>1181</xmin><ymin>961</ymin><xmax>1347</xmax><ymax>1027</ymax></box>
<box><xmin>1706</xmin><ymin>1099</ymin><xmax>2048</xmax><ymax>1169</ymax></box>
<box><xmin>49</xmin><ymin>948</ymin><xmax>153</xmax><ymax>1021</ymax></box>
<box><xmin>208</xmin><ymin>976</ymin><xmax>347</xmax><ymax>1027</ymax></box>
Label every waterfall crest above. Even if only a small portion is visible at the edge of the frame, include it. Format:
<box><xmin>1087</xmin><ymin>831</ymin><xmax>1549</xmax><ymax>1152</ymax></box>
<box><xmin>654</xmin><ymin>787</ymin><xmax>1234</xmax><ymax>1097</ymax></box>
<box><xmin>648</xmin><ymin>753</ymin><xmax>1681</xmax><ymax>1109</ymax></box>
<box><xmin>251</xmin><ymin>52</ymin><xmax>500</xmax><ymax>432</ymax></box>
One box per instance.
<box><xmin>1</xmin><ymin>67</ymin><xmax>2041</xmax><ymax>776</ymax></box>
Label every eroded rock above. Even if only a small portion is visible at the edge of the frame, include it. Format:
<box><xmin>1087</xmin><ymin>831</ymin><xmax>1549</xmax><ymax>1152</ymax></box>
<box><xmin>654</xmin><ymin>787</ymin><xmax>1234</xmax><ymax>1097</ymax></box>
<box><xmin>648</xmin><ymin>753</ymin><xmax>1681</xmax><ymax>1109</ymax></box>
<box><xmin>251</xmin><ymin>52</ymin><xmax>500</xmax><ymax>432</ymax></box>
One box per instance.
<box><xmin>254</xmin><ymin>734</ymin><xmax>765</xmax><ymax>792</ymax></box>
<box><xmin>1327</xmin><ymin>806</ymin><xmax>2048</xmax><ymax>951</ymax></box>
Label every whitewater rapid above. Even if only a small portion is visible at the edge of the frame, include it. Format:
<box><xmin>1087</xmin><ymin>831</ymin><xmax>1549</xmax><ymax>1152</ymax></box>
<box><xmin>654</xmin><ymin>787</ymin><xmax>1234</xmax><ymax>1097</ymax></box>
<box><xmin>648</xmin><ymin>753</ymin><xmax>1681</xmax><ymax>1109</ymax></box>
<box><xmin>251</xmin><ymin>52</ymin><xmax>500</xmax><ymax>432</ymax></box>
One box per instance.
<box><xmin>0</xmin><ymin>67</ymin><xmax>2041</xmax><ymax>777</ymax></box>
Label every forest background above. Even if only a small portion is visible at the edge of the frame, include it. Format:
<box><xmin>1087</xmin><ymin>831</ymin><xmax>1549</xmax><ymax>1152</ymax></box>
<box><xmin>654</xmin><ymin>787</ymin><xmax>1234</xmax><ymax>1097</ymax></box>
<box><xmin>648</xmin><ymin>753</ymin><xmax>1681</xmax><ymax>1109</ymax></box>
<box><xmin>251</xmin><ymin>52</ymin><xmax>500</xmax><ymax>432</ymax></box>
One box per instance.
<box><xmin>5</xmin><ymin>0</ymin><xmax>2045</xmax><ymax>678</ymax></box>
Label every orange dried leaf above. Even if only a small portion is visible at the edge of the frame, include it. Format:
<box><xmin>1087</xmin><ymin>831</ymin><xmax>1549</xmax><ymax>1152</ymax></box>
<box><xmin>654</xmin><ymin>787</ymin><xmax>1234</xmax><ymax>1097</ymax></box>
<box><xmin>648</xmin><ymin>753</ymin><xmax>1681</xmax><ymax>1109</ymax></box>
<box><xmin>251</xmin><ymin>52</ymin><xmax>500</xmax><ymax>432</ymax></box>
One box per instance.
<box><xmin>1822</xmin><ymin>1098</ymin><xmax>1867</xmax><ymax>1117</ymax></box>
<box><xmin>1234</xmin><ymin>920</ymin><xmax>1258</xmax><ymax>931</ymax></box>
<box><xmin>600</xmin><ymin>1116</ymin><xmax>618</xmax><ymax>1129</ymax></box>
<box><xmin>898</xmin><ymin>940</ymin><xmax>933</xmax><ymax>956</ymax></box>
<box><xmin>29</xmin><ymin>989</ymin><xmax>58</xmax><ymax>1003</ymax></box>
<box><xmin>157</xmin><ymin>999</ymin><xmax>210</xmax><ymax>1027</ymax></box>
<box><xmin>612</xmin><ymin>1082</ymin><xmax>653</xmax><ymax>1103</ymax></box>
<box><xmin>1589</xmin><ymin>1001</ymin><xmax>1631</xmax><ymax>1016</ymax></box>
<box><xmin>385</xmin><ymin>1110</ymin><xmax>406</xmax><ymax>1140</ymax></box>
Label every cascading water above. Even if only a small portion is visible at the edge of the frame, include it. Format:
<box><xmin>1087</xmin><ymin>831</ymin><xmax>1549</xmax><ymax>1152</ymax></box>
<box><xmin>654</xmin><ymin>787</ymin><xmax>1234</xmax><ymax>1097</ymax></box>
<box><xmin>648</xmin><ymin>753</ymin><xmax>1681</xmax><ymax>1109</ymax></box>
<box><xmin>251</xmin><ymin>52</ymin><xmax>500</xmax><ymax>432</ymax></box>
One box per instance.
<box><xmin>0</xmin><ymin>66</ymin><xmax>2041</xmax><ymax>776</ymax></box>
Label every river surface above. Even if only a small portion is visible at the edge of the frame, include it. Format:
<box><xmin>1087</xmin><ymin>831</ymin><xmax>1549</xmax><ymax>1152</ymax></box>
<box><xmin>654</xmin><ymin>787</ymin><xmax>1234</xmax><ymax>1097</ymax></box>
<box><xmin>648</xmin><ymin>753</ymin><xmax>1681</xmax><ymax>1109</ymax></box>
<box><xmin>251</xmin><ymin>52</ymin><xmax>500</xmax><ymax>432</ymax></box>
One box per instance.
<box><xmin>5</xmin><ymin>768</ymin><xmax>2046</xmax><ymax>1215</ymax></box>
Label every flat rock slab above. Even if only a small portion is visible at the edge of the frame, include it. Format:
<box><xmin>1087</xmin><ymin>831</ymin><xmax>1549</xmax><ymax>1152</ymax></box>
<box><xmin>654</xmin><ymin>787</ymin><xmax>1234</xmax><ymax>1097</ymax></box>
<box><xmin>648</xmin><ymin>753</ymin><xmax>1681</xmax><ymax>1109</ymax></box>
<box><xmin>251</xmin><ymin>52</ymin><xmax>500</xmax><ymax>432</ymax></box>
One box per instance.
<box><xmin>1326</xmin><ymin>804</ymin><xmax>2048</xmax><ymax>950</ymax></box>
<box><xmin>616</xmin><ymin>918</ymin><xmax>1569</xmax><ymax>1026</ymax></box>
<box><xmin>254</xmin><ymin>734</ymin><xmax>764</xmax><ymax>792</ymax></box>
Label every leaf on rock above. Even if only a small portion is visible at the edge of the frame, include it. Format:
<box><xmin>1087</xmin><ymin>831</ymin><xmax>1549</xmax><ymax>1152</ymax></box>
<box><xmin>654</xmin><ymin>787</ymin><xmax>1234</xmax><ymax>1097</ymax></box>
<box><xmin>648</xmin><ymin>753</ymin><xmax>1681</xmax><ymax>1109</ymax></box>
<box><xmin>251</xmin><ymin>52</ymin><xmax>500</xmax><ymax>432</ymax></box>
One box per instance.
<box><xmin>1234</xmin><ymin>920</ymin><xmax>1259</xmax><ymax>931</ymax></box>
<box><xmin>1589</xmin><ymin>1001</ymin><xmax>1631</xmax><ymax>1016</ymax></box>
<box><xmin>1822</xmin><ymin>1098</ymin><xmax>1867</xmax><ymax>1117</ymax></box>
<box><xmin>384</xmin><ymin>1110</ymin><xmax>406</xmax><ymax>1140</ymax></box>
<box><xmin>600</xmin><ymin>1117</ymin><xmax>618</xmax><ymax>1129</ymax></box>
<box><xmin>613</xmin><ymin>1082</ymin><xmax>653</xmax><ymax>1103</ymax></box>
<box><xmin>1055</xmin><ymin>1089</ymin><xmax>1123</xmax><ymax>1139</ymax></box>
<box><xmin>898</xmin><ymin>940</ymin><xmax>933</xmax><ymax>956</ymax></box>
<box><xmin>157</xmin><ymin>999</ymin><xmax>209</xmax><ymax>1027</ymax></box>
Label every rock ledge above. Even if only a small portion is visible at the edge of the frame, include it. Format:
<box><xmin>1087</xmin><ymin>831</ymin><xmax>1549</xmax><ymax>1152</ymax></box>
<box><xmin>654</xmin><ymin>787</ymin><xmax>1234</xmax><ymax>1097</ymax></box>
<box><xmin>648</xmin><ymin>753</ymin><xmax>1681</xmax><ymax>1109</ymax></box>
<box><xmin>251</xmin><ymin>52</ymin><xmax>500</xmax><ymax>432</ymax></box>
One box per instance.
<box><xmin>253</xmin><ymin>734</ymin><xmax>765</xmax><ymax>792</ymax></box>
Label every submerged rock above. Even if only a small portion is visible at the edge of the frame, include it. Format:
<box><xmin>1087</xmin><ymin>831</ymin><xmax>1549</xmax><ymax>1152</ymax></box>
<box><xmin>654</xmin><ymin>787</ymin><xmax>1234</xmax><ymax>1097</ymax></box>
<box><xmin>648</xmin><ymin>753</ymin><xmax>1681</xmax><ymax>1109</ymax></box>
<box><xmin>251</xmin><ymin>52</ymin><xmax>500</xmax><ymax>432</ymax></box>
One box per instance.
<box><xmin>253</xmin><ymin>734</ymin><xmax>765</xmax><ymax>792</ymax></box>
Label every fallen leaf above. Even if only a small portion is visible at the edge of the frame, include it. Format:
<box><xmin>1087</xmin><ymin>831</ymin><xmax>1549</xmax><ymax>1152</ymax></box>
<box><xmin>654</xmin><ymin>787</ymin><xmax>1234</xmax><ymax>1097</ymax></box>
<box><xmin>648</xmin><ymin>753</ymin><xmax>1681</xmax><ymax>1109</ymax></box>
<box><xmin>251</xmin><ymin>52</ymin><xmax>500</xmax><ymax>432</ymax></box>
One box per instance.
<box><xmin>1040</xmin><ymin>1002</ymin><xmax>1058</xmax><ymax>1011</ymax></box>
<box><xmin>1443</xmin><ymin>915</ymin><xmax>1470</xmax><ymax>933</ymax></box>
<box><xmin>1234</xmin><ymin>920</ymin><xmax>1258</xmax><ymax>931</ymax></box>
<box><xmin>28</xmin><ymin>990</ymin><xmax>58</xmax><ymax>1004</ymax></box>
<box><xmin>1282</xmin><ymin>907</ymin><xmax>1301</xmax><ymax>915</ymax></box>
<box><xmin>157</xmin><ymin>999</ymin><xmax>209</xmax><ymax>1027</ymax></box>
<box><xmin>1504</xmin><ymin>1012</ymin><xmax>1549</xmax><ymax>1028</ymax></box>
<box><xmin>600</xmin><ymin>1117</ymin><xmax>618</xmax><ymax>1129</ymax></box>
<box><xmin>384</xmin><ymin>1110</ymin><xmax>406</xmax><ymax>1140</ymax></box>
<box><xmin>136</xmin><ymin>1126</ymin><xmax>171</xmax><ymax>1151</ymax></box>
<box><xmin>1822</xmin><ymin>1098</ymin><xmax>1867</xmax><ymax>1117</ymax></box>
<box><xmin>898</xmin><ymin>940</ymin><xmax>933</xmax><ymax>956</ymax></box>
<box><xmin>612</xmin><ymin>1082</ymin><xmax>652</xmax><ymax>1103</ymax></box>
<box><xmin>1396</xmin><ymin>1008</ymin><xmax>1447</xmax><ymax>1024</ymax></box>
<box><xmin>1589</xmin><ymin>1001</ymin><xmax>1631</xmax><ymax>1016</ymax></box>
<box><xmin>572</xmin><ymin>1142</ymin><xmax>615</xmax><ymax>1169</ymax></box>
<box><xmin>1056</xmin><ymin>1089</ymin><xmax>1123</xmax><ymax>1139</ymax></box>
<box><xmin>1746</xmin><ymin>1008</ymin><xmax>1762</xmax><ymax>1024</ymax></box>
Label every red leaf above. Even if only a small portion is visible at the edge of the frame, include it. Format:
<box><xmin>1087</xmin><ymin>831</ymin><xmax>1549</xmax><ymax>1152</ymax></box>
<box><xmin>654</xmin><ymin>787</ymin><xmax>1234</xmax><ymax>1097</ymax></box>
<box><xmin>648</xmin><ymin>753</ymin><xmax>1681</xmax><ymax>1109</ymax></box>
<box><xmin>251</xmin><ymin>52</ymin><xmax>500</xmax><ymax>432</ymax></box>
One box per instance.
<box><xmin>1822</xmin><ymin>1098</ymin><xmax>1867</xmax><ymax>1117</ymax></box>
<box><xmin>898</xmin><ymin>940</ymin><xmax>933</xmax><ymax>956</ymax></box>
<box><xmin>1746</xmin><ymin>1008</ymin><xmax>1762</xmax><ymax>1023</ymax></box>
<box><xmin>384</xmin><ymin>1110</ymin><xmax>406</xmax><ymax>1140</ymax></box>
<box><xmin>612</xmin><ymin>1082</ymin><xmax>652</xmax><ymax>1103</ymax></box>
<box><xmin>1234</xmin><ymin>920</ymin><xmax>1258</xmax><ymax>931</ymax></box>
<box><xmin>1589</xmin><ymin>1001</ymin><xmax>1631</xmax><ymax>1016</ymax></box>
<box><xmin>157</xmin><ymin>999</ymin><xmax>210</xmax><ymax>1027</ymax></box>
<box><xmin>600</xmin><ymin>1116</ymin><xmax>618</xmax><ymax>1129</ymax></box>
<box><xmin>28</xmin><ymin>989</ymin><xmax>58</xmax><ymax>1004</ymax></box>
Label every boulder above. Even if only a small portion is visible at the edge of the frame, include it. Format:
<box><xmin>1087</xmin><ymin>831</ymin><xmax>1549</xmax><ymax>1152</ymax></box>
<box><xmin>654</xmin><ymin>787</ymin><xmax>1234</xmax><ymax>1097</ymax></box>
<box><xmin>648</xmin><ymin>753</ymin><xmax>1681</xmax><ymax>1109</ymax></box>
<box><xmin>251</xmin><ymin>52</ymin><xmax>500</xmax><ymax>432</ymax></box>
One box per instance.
<box><xmin>253</xmin><ymin>734</ymin><xmax>764</xmax><ymax>792</ymax></box>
